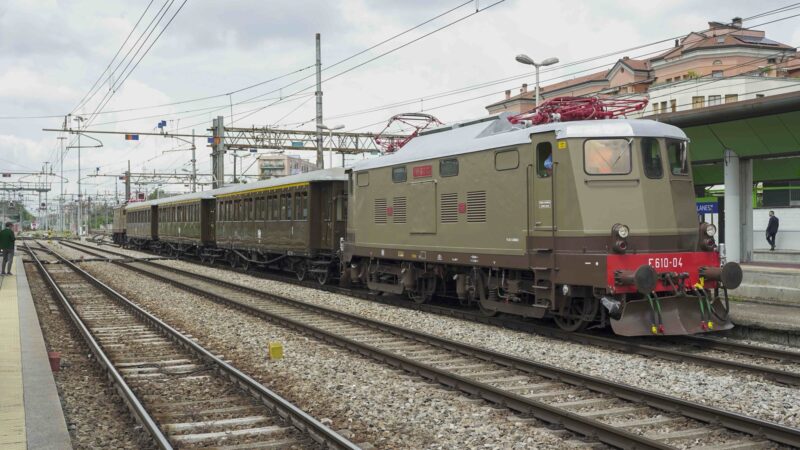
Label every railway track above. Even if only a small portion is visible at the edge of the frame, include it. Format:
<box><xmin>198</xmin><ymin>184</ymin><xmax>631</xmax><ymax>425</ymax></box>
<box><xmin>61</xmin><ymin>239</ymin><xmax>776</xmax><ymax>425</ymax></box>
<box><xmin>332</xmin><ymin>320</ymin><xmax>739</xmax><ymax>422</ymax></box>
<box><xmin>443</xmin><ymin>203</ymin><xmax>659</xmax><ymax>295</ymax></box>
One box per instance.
<box><xmin>59</xmin><ymin>239</ymin><xmax>800</xmax><ymax>387</ymax></box>
<box><xmin>49</xmin><ymin>240</ymin><xmax>800</xmax><ymax>449</ymax></box>
<box><xmin>25</xmin><ymin>242</ymin><xmax>359</xmax><ymax>450</ymax></box>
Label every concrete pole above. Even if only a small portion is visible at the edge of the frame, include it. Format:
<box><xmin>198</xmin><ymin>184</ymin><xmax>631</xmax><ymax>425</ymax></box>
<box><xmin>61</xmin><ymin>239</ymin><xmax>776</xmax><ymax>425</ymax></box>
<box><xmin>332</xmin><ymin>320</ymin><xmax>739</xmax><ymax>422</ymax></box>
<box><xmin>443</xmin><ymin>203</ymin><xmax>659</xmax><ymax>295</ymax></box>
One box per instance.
<box><xmin>315</xmin><ymin>33</ymin><xmax>324</xmax><ymax>169</ymax></box>
<box><xmin>191</xmin><ymin>129</ymin><xmax>197</xmax><ymax>193</ymax></box>
<box><xmin>740</xmin><ymin>158</ymin><xmax>754</xmax><ymax>262</ymax></box>
<box><xmin>125</xmin><ymin>160</ymin><xmax>131</xmax><ymax>204</ymax></box>
<box><xmin>58</xmin><ymin>136</ymin><xmax>65</xmax><ymax>232</ymax></box>
<box><xmin>723</xmin><ymin>149</ymin><xmax>740</xmax><ymax>262</ymax></box>
<box><xmin>213</xmin><ymin>116</ymin><xmax>225</xmax><ymax>188</ymax></box>
<box><xmin>78</xmin><ymin>131</ymin><xmax>82</xmax><ymax>236</ymax></box>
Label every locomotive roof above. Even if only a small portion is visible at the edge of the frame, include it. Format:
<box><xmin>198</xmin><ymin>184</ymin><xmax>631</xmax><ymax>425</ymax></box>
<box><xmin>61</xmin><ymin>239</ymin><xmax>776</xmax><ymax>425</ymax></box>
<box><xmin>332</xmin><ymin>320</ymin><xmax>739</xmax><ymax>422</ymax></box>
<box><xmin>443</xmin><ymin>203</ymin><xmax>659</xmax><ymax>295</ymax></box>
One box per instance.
<box><xmin>125</xmin><ymin>167</ymin><xmax>347</xmax><ymax>211</ymax></box>
<box><xmin>352</xmin><ymin>116</ymin><xmax>688</xmax><ymax>172</ymax></box>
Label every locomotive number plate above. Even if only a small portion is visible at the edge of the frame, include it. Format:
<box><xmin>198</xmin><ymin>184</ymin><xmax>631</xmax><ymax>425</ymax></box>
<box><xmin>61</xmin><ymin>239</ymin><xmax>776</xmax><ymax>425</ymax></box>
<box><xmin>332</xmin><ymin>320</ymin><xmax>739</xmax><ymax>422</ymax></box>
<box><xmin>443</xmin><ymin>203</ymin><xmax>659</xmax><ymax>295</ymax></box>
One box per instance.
<box><xmin>647</xmin><ymin>257</ymin><xmax>683</xmax><ymax>269</ymax></box>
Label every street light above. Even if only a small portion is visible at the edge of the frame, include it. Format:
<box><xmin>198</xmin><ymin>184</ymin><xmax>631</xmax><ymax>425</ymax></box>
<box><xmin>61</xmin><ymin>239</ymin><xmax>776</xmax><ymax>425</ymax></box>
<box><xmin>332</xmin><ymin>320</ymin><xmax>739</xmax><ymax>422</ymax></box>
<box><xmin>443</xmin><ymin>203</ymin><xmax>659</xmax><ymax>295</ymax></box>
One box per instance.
<box><xmin>320</xmin><ymin>124</ymin><xmax>345</xmax><ymax>168</ymax></box>
<box><xmin>515</xmin><ymin>54</ymin><xmax>559</xmax><ymax>107</ymax></box>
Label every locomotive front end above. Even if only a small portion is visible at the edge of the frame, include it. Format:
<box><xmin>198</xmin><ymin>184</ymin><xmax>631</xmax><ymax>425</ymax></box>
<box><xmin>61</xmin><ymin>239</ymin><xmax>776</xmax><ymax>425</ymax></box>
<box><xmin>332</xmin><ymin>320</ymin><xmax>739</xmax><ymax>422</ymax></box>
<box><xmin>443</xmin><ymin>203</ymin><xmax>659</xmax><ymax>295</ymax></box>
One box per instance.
<box><xmin>603</xmin><ymin>243</ymin><xmax>742</xmax><ymax>336</ymax></box>
<box><xmin>571</xmin><ymin>127</ymin><xmax>743</xmax><ymax>336</ymax></box>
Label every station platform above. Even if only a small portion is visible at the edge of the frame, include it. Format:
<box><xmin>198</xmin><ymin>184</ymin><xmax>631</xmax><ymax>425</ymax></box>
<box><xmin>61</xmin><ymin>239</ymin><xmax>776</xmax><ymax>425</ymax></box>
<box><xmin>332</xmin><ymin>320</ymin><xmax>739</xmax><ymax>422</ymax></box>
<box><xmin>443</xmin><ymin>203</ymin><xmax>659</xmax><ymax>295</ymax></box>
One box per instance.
<box><xmin>0</xmin><ymin>255</ymin><xmax>72</xmax><ymax>449</ymax></box>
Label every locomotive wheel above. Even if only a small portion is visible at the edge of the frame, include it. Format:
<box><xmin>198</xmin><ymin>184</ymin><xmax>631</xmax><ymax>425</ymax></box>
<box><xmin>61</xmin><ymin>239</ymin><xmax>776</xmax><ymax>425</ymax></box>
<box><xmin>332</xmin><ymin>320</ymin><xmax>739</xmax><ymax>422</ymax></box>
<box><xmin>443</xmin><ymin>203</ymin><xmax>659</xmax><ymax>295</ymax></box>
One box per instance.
<box><xmin>241</xmin><ymin>258</ymin><xmax>251</xmax><ymax>271</ymax></box>
<box><xmin>553</xmin><ymin>296</ymin><xmax>597</xmax><ymax>332</ymax></box>
<box><xmin>408</xmin><ymin>276</ymin><xmax>436</xmax><ymax>304</ymax></box>
<box><xmin>227</xmin><ymin>253</ymin><xmax>238</xmax><ymax>268</ymax></box>
<box><xmin>478</xmin><ymin>301</ymin><xmax>498</xmax><ymax>317</ymax></box>
<box><xmin>296</xmin><ymin>263</ymin><xmax>307</xmax><ymax>281</ymax></box>
<box><xmin>316</xmin><ymin>269</ymin><xmax>329</xmax><ymax>285</ymax></box>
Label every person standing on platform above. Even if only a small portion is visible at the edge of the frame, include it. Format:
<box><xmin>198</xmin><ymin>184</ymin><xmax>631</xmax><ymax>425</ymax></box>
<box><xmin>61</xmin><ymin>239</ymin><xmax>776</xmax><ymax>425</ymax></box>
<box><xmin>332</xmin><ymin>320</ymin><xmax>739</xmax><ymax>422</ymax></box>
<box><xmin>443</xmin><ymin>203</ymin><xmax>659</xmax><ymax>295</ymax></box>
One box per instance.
<box><xmin>0</xmin><ymin>222</ymin><xmax>15</xmax><ymax>275</ymax></box>
<box><xmin>766</xmin><ymin>210</ymin><xmax>779</xmax><ymax>251</ymax></box>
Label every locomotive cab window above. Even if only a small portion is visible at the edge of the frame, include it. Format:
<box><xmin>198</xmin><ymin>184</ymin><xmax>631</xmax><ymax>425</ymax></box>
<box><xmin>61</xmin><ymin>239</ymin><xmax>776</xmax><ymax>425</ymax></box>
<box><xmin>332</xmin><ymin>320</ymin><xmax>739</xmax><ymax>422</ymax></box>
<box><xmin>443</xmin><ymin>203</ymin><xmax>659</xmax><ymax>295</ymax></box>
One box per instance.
<box><xmin>641</xmin><ymin>138</ymin><xmax>663</xmax><ymax>179</ymax></box>
<box><xmin>536</xmin><ymin>142</ymin><xmax>553</xmax><ymax>177</ymax></box>
<box><xmin>667</xmin><ymin>139</ymin><xmax>689</xmax><ymax>176</ymax></box>
<box><xmin>356</xmin><ymin>172</ymin><xmax>369</xmax><ymax>187</ymax></box>
<box><xmin>584</xmin><ymin>139</ymin><xmax>631</xmax><ymax>175</ymax></box>
<box><xmin>392</xmin><ymin>166</ymin><xmax>406</xmax><ymax>183</ymax></box>
<box><xmin>439</xmin><ymin>158</ymin><xmax>458</xmax><ymax>177</ymax></box>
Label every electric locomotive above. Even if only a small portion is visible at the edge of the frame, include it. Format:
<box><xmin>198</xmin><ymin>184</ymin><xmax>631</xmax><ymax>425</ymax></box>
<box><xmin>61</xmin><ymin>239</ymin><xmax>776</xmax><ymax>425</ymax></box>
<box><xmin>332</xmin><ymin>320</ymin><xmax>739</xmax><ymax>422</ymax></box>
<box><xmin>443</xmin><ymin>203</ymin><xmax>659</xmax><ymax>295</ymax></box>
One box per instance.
<box><xmin>341</xmin><ymin>108</ymin><xmax>742</xmax><ymax>336</ymax></box>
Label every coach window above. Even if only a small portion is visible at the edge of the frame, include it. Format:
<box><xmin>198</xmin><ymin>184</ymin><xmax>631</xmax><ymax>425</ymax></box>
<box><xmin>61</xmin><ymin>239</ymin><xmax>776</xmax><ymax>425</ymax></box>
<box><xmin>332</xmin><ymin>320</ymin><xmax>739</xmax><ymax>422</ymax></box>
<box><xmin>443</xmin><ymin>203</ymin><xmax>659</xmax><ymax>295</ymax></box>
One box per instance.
<box><xmin>440</xmin><ymin>158</ymin><xmax>459</xmax><ymax>177</ymax></box>
<box><xmin>270</xmin><ymin>195</ymin><xmax>279</xmax><ymax>221</ymax></box>
<box><xmin>584</xmin><ymin>139</ymin><xmax>631</xmax><ymax>175</ymax></box>
<box><xmin>667</xmin><ymin>139</ymin><xmax>689</xmax><ymax>176</ymax></box>
<box><xmin>536</xmin><ymin>143</ymin><xmax>553</xmax><ymax>177</ymax></box>
<box><xmin>336</xmin><ymin>191</ymin><xmax>347</xmax><ymax>221</ymax></box>
<box><xmin>392</xmin><ymin>166</ymin><xmax>406</xmax><ymax>183</ymax></box>
<box><xmin>641</xmin><ymin>138</ymin><xmax>663</xmax><ymax>179</ymax></box>
<box><xmin>248</xmin><ymin>198</ymin><xmax>254</xmax><ymax>220</ymax></box>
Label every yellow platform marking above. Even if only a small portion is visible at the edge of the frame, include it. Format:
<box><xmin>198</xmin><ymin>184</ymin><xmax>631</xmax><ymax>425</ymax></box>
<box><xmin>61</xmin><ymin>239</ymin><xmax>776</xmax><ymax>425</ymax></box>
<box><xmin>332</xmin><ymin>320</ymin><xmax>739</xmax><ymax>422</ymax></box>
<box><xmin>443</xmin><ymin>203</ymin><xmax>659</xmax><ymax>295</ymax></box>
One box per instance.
<box><xmin>0</xmin><ymin>271</ymin><xmax>26</xmax><ymax>449</ymax></box>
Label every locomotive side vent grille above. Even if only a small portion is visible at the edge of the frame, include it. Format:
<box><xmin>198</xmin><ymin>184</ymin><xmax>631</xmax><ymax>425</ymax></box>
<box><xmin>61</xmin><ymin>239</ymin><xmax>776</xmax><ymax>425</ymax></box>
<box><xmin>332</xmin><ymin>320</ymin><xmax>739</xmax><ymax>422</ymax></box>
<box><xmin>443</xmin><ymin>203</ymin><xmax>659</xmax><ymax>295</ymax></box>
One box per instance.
<box><xmin>374</xmin><ymin>198</ymin><xmax>388</xmax><ymax>224</ymax></box>
<box><xmin>392</xmin><ymin>197</ymin><xmax>407</xmax><ymax>224</ymax></box>
<box><xmin>441</xmin><ymin>193</ymin><xmax>458</xmax><ymax>223</ymax></box>
<box><xmin>466</xmin><ymin>191</ymin><xmax>487</xmax><ymax>223</ymax></box>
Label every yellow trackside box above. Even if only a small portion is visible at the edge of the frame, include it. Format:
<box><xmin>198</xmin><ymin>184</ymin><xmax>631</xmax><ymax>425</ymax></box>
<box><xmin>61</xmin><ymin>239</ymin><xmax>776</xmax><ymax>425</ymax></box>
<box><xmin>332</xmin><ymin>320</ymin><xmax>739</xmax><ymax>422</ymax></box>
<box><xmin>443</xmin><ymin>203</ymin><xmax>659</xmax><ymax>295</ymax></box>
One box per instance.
<box><xmin>268</xmin><ymin>342</ymin><xmax>283</xmax><ymax>360</ymax></box>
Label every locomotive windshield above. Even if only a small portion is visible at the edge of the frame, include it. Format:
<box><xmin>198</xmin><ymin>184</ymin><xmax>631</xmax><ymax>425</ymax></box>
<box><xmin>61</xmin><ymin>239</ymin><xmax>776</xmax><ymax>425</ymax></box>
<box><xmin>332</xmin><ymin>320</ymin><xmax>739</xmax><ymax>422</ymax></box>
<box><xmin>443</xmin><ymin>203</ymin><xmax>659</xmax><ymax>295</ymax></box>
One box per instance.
<box><xmin>641</xmin><ymin>138</ymin><xmax>664</xmax><ymax>179</ymax></box>
<box><xmin>667</xmin><ymin>139</ymin><xmax>690</xmax><ymax>175</ymax></box>
<box><xmin>583</xmin><ymin>138</ymin><xmax>631</xmax><ymax>175</ymax></box>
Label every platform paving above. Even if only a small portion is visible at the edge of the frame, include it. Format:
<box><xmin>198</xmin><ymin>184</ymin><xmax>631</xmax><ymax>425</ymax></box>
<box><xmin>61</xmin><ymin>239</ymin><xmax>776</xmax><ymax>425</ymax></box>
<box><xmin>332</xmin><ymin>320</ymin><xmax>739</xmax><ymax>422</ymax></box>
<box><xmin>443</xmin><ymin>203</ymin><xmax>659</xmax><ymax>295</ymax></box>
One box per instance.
<box><xmin>0</xmin><ymin>255</ymin><xmax>72</xmax><ymax>449</ymax></box>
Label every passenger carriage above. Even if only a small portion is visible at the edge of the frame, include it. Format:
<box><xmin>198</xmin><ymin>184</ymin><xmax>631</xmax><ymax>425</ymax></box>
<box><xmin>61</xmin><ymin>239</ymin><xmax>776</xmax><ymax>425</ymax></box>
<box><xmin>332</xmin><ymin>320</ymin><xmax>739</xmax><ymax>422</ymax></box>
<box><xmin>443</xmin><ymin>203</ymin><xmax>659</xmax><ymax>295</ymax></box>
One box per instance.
<box><xmin>208</xmin><ymin>168</ymin><xmax>348</xmax><ymax>283</ymax></box>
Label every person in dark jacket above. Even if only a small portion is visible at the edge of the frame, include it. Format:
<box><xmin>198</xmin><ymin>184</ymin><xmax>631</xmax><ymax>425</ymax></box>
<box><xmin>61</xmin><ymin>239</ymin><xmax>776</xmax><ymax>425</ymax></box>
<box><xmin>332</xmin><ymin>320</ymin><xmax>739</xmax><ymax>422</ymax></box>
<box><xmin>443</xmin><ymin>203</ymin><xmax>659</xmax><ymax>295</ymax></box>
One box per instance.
<box><xmin>766</xmin><ymin>210</ymin><xmax>779</xmax><ymax>251</ymax></box>
<box><xmin>0</xmin><ymin>222</ymin><xmax>15</xmax><ymax>275</ymax></box>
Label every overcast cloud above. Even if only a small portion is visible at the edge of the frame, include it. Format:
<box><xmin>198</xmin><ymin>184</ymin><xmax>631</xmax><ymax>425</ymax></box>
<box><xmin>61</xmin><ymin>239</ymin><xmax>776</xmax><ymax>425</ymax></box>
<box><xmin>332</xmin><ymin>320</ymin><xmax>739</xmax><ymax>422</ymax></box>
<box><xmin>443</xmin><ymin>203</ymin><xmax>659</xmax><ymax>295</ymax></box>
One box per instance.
<box><xmin>1</xmin><ymin>0</ymin><xmax>798</xmax><ymax>209</ymax></box>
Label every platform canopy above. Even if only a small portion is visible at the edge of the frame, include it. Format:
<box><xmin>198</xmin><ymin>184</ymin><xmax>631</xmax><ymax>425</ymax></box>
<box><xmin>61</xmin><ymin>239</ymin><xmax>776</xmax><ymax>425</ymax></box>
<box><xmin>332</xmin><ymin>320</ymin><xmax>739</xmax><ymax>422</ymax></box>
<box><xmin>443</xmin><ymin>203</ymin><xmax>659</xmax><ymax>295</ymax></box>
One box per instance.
<box><xmin>646</xmin><ymin>91</ymin><xmax>800</xmax><ymax>185</ymax></box>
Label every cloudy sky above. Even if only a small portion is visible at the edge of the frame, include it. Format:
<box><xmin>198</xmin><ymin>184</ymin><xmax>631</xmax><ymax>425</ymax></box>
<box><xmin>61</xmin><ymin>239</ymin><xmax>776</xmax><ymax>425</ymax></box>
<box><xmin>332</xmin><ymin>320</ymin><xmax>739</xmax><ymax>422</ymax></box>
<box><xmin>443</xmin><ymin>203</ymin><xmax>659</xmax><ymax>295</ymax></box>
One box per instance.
<box><xmin>2</xmin><ymin>0</ymin><xmax>799</xmax><ymax>210</ymax></box>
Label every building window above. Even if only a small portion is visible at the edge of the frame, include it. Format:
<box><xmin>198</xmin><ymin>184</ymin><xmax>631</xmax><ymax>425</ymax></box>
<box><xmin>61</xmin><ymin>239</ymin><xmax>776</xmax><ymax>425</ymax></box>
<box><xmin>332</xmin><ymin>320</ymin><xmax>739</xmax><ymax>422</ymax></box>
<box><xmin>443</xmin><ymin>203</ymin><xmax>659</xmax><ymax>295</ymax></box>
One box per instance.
<box><xmin>670</xmin><ymin>99</ymin><xmax>677</xmax><ymax>112</ymax></box>
<box><xmin>653</xmin><ymin>103</ymin><xmax>660</xmax><ymax>114</ymax></box>
<box><xmin>716</xmin><ymin>36</ymin><xmax>725</xmax><ymax>43</ymax></box>
<box><xmin>660</xmin><ymin>101</ymin><xmax>667</xmax><ymax>112</ymax></box>
<box><xmin>392</xmin><ymin>166</ymin><xmax>406</xmax><ymax>183</ymax></box>
<box><xmin>641</xmin><ymin>138</ymin><xmax>663</xmax><ymax>179</ymax></box>
<box><xmin>756</xmin><ymin>94</ymin><xmax>765</xmax><ymax>98</ymax></box>
<box><xmin>692</xmin><ymin>96</ymin><xmax>705</xmax><ymax>109</ymax></box>
<box><xmin>768</xmin><ymin>58</ymin><xmax>777</xmax><ymax>64</ymax></box>
<box><xmin>725</xmin><ymin>94</ymin><xmax>738</xmax><ymax>103</ymax></box>
<box><xmin>712</xmin><ymin>59</ymin><xmax>722</xmax><ymax>66</ymax></box>
<box><xmin>708</xmin><ymin>95</ymin><xmax>722</xmax><ymax>106</ymax></box>
<box><xmin>665</xmin><ymin>78</ymin><xmax>672</xmax><ymax>83</ymax></box>
<box><xmin>584</xmin><ymin>139</ymin><xmax>631</xmax><ymax>175</ymax></box>
<box><xmin>712</xmin><ymin>70</ymin><xmax>723</xmax><ymax>78</ymax></box>
<box><xmin>439</xmin><ymin>158</ymin><xmax>459</xmax><ymax>177</ymax></box>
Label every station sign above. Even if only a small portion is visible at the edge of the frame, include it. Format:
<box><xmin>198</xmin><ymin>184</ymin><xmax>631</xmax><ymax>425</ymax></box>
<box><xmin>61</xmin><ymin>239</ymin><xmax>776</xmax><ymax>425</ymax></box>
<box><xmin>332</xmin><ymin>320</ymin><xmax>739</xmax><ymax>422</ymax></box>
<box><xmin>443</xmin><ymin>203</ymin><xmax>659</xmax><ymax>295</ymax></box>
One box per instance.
<box><xmin>696</xmin><ymin>201</ymin><xmax>718</xmax><ymax>214</ymax></box>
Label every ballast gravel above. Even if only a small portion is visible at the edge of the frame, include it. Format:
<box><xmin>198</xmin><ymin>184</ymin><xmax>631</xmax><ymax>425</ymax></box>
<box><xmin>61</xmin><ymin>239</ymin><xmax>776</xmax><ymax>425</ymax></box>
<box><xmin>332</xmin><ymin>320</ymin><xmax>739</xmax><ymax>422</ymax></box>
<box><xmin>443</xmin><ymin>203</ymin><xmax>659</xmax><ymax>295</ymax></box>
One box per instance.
<box><xmin>72</xmin><ymin>258</ymin><xmax>576</xmax><ymax>450</ymax></box>
<box><xmin>141</xmin><ymin>256</ymin><xmax>800</xmax><ymax>429</ymax></box>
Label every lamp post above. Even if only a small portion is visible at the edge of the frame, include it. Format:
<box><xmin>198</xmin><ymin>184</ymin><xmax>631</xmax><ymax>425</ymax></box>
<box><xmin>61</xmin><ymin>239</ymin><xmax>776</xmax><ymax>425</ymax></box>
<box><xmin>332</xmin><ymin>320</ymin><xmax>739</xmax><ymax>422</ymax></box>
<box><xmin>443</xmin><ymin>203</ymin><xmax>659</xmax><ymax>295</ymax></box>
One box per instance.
<box><xmin>515</xmin><ymin>54</ymin><xmax>559</xmax><ymax>107</ymax></box>
<box><xmin>320</xmin><ymin>124</ymin><xmax>344</xmax><ymax>168</ymax></box>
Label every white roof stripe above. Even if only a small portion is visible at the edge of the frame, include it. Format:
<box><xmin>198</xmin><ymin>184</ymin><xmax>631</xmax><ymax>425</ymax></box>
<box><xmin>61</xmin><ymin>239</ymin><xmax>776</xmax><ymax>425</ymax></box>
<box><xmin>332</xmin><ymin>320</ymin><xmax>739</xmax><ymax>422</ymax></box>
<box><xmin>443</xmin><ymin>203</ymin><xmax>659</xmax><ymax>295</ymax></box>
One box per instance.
<box><xmin>351</xmin><ymin>117</ymin><xmax>687</xmax><ymax>171</ymax></box>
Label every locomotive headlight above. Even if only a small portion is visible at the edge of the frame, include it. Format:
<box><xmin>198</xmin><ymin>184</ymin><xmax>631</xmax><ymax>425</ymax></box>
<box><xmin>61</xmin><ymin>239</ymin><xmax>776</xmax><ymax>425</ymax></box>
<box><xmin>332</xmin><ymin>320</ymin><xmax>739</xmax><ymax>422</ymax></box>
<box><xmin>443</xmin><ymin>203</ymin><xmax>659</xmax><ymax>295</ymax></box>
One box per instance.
<box><xmin>705</xmin><ymin>224</ymin><xmax>717</xmax><ymax>237</ymax></box>
<box><xmin>616</xmin><ymin>224</ymin><xmax>630</xmax><ymax>239</ymax></box>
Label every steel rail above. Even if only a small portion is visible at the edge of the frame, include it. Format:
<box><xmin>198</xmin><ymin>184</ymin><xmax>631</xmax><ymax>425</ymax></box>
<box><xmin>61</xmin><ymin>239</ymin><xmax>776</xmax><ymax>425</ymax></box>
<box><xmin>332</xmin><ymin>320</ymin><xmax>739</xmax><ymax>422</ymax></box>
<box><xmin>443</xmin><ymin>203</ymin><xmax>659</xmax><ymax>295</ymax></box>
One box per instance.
<box><xmin>31</xmin><ymin>242</ymin><xmax>361</xmax><ymax>450</ymax></box>
<box><xmin>61</xmin><ymin>240</ymin><xmax>800</xmax><ymax>385</ymax></box>
<box><xmin>98</xmin><ymin>255</ymin><xmax>800</xmax><ymax>448</ymax></box>
<box><xmin>25</xmin><ymin>242</ymin><xmax>173</xmax><ymax>450</ymax></box>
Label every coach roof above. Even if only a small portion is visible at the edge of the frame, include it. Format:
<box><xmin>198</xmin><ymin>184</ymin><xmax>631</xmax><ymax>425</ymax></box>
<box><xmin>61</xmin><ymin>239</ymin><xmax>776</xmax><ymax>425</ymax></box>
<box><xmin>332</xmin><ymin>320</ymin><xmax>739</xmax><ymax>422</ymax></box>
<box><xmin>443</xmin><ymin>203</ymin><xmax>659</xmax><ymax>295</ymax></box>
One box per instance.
<box><xmin>351</xmin><ymin>116</ymin><xmax>687</xmax><ymax>172</ymax></box>
<box><xmin>126</xmin><ymin>167</ymin><xmax>347</xmax><ymax>211</ymax></box>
